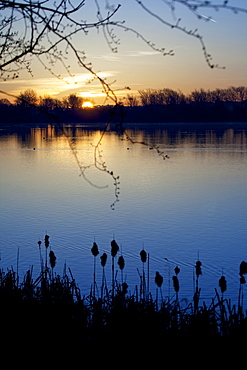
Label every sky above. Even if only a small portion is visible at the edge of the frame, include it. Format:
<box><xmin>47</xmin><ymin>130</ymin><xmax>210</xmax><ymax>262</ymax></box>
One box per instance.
<box><xmin>0</xmin><ymin>0</ymin><xmax>247</xmax><ymax>104</ymax></box>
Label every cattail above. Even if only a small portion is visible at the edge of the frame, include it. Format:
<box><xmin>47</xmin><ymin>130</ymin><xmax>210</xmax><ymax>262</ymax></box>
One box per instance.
<box><xmin>140</xmin><ymin>249</ymin><xmax>148</xmax><ymax>299</ymax></box>
<box><xmin>174</xmin><ymin>266</ymin><xmax>180</xmax><ymax>276</ymax></box>
<box><xmin>195</xmin><ymin>260</ymin><xmax>202</xmax><ymax>278</ymax></box>
<box><xmin>91</xmin><ymin>242</ymin><xmax>99</xmax><ymax>299</ymax></box>
<box><xmin>100</xmin><ymin>252</ymin><xmax>107</xmax><ymax>299</ymax></box>
<box><xmin>44</xmin><ymin>234</ymin><xmax>50</xmax><ymax>248</ymax></box>
<box><xmin>172</xmin><ymin>275</ymin><xmax>179</xmax><ymax>293</ymax></box>
<box><xmin>49</xmin><ymin>250</ymin><xmax>56</xmax><ymax>269</ymax></box>
<box><xmin>100</xmin><ymin>253</ymin><xmax>107</xmax><ymax>267</ymax></box>
<box><xmin>155</xmin><ymin>271</ymin><xmax>163</xmax><ymax>306</ymax></box>
<box><xmin>219</xmin><ymin>275</ymin><xmax>227</xmax><ymax>294</ymax></box>
<box><xmin>239</xmin><ymin>261</ymin><xmax>247</xmax><ymax>276</ymax></box>
<box><xmin>37</xmin><ymin>240</ymin><xmax>43</xmax><ymax>271</ymax></box>
<box><xmin>111</xmin><ymin>239</ymin><xmax>119</xmax><ymax>298</ymax></box>
<box><xmin>240</xmin><ymin>275</ymin><xmax>246</xmax><ymax>284</ymax></box>
<box><xmin>91</xmin><ymin>242</ymin><xmax>99</xmax><ymax>257</ymax></box>
<box><xmin>111</xmin><ymin>239</ymin><xmax>119</xmax><ymax>257</ymax></box>
<box><xmin>44</xmin><ymin>234</ymin><xmax>50</xmax><ymax>269</ymax></box>
<box><xmin>118</xmin><ymin>255</ymin><xmax>125</xmax><ymax>270</ymax></box>
<box><xmin>238</xmin><ymin>263</ymin><xmax>247</xmax><ymax>310</ymax></box>
<box><xmin>155</xmin><ymin>271</ymin><xmax>163</xmax><ymax>288</ymax></box>
<box><xmin>140</xmin><ymin>249</ymin><xmax>147</xmax><ymax>263</ymax></box>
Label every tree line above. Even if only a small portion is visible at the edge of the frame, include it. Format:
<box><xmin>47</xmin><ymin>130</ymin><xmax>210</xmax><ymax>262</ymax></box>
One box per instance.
<box><xmin>126</xmin><ymin>86</ymin><xmax>247</xmax><ymax>106</ymax></box>
<box><xmin>0</xmin><ymin>86</ymin><xmax>246</xmax><ymax>124</ymax></box>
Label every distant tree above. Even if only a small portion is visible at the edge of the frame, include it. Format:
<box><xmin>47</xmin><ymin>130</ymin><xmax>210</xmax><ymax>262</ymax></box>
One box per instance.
<box><xmin>39</xmin><ymin>95</ymin><xmax>61</xmax><ymax>110</ymax></box>
<box><xmin>125</xmin><ymin>94</ymin><xmax>139</xmax><ymax>107</ymax></box>
<box><xmin>0</xmin><ymin>98</ymin><xmax>11</xmax><ymax>105</ymax></box>
<box><xmin>139</xmin><ymin>89</ymin><xmax>162</xmax><ymax>106</ymax></box>
<box><xmin>162</xmin><ymin>88</ymin><xmax>186</xmax><ymax>105</ymax></box>
<box><xmin>139</xmin><ymin>88</ymin><xmax>185</xmax><ymax>105</ymax></box>
<box><xmin>229</xmin><ymin>86</ymin><xmax>247</xmax><ymax>103</ymax></box>
<box><xmin>15</xmin><ymin>89</ymin><xmax>38</xmax><ymax>106</ymax></box>
<box><xmin>67</xmin><ymin>94</ymin><xmax>84</xmax><ymax>109</ymax></box>
<box><xmin>190</xmin><ymin>88</ymin><xmax>210</xmax><ymax>103</ymax></box>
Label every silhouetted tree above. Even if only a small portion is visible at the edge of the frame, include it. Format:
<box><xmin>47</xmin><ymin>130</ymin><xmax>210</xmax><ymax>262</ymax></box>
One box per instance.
<box><xmin>125</xmin><ymin>94</ymin><xmax>139</xmax><ymax>107</ymax></box>
<box><xmin>39</xmin><ymin>95</ymin><xmax>61</xmax><ymax>110</ymax></box>
<box><xmin>67</xmin><ymin>94</ymin><xmax>84</xmax><ymax>110</ymax></box>
<box><xmin>15</xmin><ymin>89</ymin><xmax>38</xmax><ymax>107</ymax></box>
<box><xmin>139</xmin><ymin>88</ymin><xmax>187</xmax><ymax>105</ymax></box>
<box><xmin>0</xmin><ymin>98</ymin><xmax>11</xmax><ymax>105</ymax></box>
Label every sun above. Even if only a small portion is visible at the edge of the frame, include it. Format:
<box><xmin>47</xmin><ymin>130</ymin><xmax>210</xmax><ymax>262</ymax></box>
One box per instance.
<box><xmin>82</xmin><ymin>101</ymin><xmax>94</xmax><ymax>108</ymax></box>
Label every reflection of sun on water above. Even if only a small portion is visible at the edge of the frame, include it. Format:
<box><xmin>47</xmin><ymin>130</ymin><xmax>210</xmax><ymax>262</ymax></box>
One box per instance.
<box><xmin>82</xmin><ymin>101</ymin><xmax>94</xmax><ymax>108</ymax></box>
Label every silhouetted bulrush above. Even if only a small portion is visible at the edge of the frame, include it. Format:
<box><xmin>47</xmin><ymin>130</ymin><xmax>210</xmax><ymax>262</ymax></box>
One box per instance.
<box><xmin>194</xmin><ymin>260</ymin><xmax>202</xmax><ymax>313</ymax></box>
<box><xmin>91</xmin><ymin>242</ymin><xmax>99</xmax><ymax>257</ymax></box>
<box><xmin>44</xmin><ymin>234</ymin><xmax>50</xmax><ymax>248</ymax></box>
<box><xmin>100</xmin><ymin>253</ymin><xmax>107</xmax><ymax>267</ymax></box>
<box><xmin>140</xmin><ymin>249</ymin><xmax>147</xmax><ymax>263</ymax></box>
<box><xmin>239</xmin><ymin>261</ymin><xmax>247</xmax><ymax>276</ymax></box>
<box><xmin>100</xmin><ymin>252</ymin><xmax>107</xmax><ymax>299</ymax></box>
<box><xmin>111</xmin><ymin>239</ymin><xmax>119</xmax><ymax>297</ymax></box>
<box><xmin>49</xmin><ymin>250</ymin><xmax>56</xmax><ymax>268</ymax></box>
<box><xmin>219</xmin><ymin>275</ymin><xmax>227</xmax><ymax>294</ymax></box>
<box><xmin>238</xmin><ymin>262</ymin><xmax>246</xmax><ymax>311</ymax></box>
<box><xmin>111</xmin><ymin>239</ymin><xmax>119</xmax><ymax>257</ymax></box>
<box><xmin>155</xmin><ymin>271</ymin><xmax>163</xmax><ymax>288</ymax></box>
<box><xmin>91</xmin><ymin>242</ymin><xmax>99</xmax><ymax>298</ymax></box>
<box><xmin>195</xmin><ymin>260</ymin><xmax>202</xmax><ymax>278</ymax></box>
<box><xmin>118</xmin><ymin>255</ymin><xmax>125</xmax><ymax>270</ymax></box>
<box><xmin>172</xmin><ymin>276</ymin><xmax>179</xmax><ymax>293</ymax></box>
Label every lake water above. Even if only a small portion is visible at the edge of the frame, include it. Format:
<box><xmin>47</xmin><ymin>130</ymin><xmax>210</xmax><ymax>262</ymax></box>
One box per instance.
<box><xmin>1</xmin><ymin>123</ymin><xmax>247</xmax><ymax>306</ymax></box>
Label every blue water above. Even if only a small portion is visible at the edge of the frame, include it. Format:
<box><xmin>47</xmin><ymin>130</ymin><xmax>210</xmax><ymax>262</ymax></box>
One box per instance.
<box><xmin>0</xmin><ymin>123</ymin><xmax>247</xmax><ymax>305</ymax></box>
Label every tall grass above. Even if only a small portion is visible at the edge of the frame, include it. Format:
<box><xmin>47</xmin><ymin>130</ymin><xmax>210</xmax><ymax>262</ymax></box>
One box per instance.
<box><xmin>1</xmin><ymin>235</ymin><xmax>247</xmax><ymax>348</ymax></box>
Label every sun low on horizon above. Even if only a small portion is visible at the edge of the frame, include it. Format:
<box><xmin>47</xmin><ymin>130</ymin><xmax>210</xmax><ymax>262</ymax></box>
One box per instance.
<box><xmin>82</xmin><ymin>101</ymin><xmax>94</xmax><ymax>108</ymax></box>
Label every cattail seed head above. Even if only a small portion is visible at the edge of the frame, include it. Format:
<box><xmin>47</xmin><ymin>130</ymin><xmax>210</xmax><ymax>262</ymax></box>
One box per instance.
<box><xmin>239</xmin><ymin>261</ymin><xmax>247</xmax><ymax>276</ymax></box>
<box><xmin>155</xmin><ymin>271</ymin><xmax>163</xmax><ymax>288</ymax></box>
<box><xmin>195</xmin><ymin>260</ymin><xmax>202</xmax><ymax>278</ymax></box>
<box><xmin>91</xmin><ymin>242</ymin><xmax>99</xmax><ymax>257</ymax></box>
<box><xmin>44</xmin><ymin>234</ymin><xmax>50</xmax><ymax>248</ymax></box>
<box><xmin>140</xmin><ymin>249</ymin><xmax>147</xmax><ymax>263</ymax></box>
<box><xmin>111</xmin><ymin>239</ymin><xmax>119</xmax><ymax>257</ymax></box>
<box><xmin>118</xmin><ymin>255</ymin><xmax>125</xmax><ymax>270</ymax></box>
<box><xmin>49</xmin><ymin>250</ymin><xmax>56</xmax><ymax>268</ymax></box>
<box><xmin>174</xmin><ymin>266</ymin><xmax>180</xmax><ymax>275</ymax></box>
<box><xmin>100</xmin><ymin>253</ymin><xmax>107</xmax><ymax>267</ymax></box>
<box><xmin>219</xmin><ymin>275</ymin><xmax>227</xmax><ymax>293</ymax></box>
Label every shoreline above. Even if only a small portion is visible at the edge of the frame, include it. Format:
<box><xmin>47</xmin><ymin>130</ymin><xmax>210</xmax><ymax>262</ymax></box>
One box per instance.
<box><xmin>1</xmin><ymin>121</ymin><xmax>247</xmax><ymax>131</ymax></box>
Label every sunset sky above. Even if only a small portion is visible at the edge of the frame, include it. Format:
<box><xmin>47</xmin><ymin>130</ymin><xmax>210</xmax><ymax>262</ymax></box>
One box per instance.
<box><xmin>1</xmin><ymin>0</ymin><xmax>247</xmax><ymax>104</ymax></box>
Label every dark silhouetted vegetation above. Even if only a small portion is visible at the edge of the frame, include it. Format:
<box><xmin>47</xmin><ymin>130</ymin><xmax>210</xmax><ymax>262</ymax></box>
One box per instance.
<box><xmin>1</xmin><ymin>86</ymin><xmax>246</xmax><ymax>125</ymax></box>
<box><xmin>1</xmin><ymin>235</ymin><xmax>247</xmax><ymax>354</ymax></box>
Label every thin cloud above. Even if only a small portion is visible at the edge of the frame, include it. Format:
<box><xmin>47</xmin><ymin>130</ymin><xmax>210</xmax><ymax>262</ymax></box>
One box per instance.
<box><xmin>126</xmin><ymin>50</ymin><xmax>161</xmax><ymax>57</ymax></box>
<box><xmin>1</xmin><ymin>71</ymin><xmax>119</xmax><ymax>98</ymax></box>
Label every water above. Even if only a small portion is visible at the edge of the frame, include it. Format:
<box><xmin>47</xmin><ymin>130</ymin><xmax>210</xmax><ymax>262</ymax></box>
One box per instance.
<box><xmin>1</xmin><ymin>123</ymin><xmax>247</xmax><ymax>305</ymax></box>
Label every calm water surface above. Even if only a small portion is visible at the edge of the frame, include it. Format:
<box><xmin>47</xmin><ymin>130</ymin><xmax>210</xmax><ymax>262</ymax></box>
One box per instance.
<box><xmin>1</xmin><ymin>123</ymin><xmax>247</xmax><ymax>304</ymax></box>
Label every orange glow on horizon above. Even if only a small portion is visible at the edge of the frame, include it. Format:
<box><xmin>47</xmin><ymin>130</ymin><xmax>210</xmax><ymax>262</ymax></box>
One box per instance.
<box><xmin>82</xmin><ymin>101</ymin><xmax>94</xmax><ymax>108</ymax></box>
